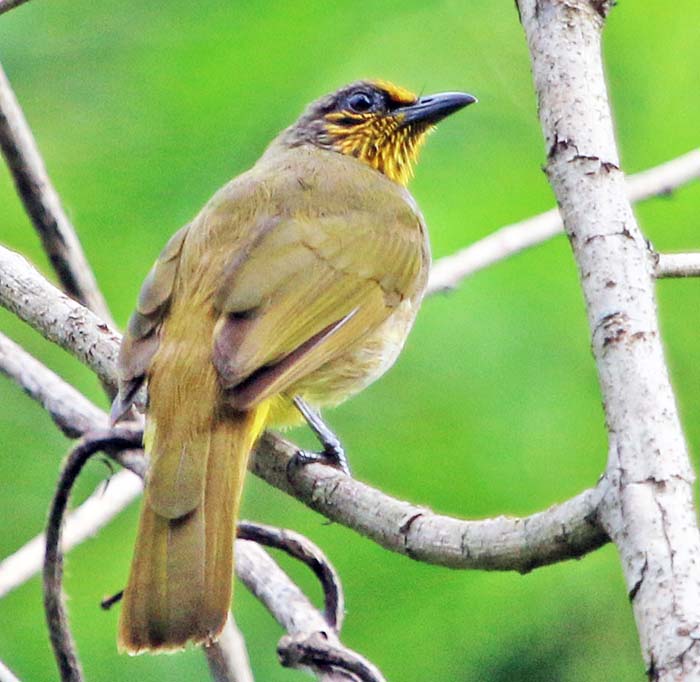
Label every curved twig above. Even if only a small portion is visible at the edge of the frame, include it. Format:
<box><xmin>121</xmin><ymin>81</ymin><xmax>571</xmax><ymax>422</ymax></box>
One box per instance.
<box><xmin>43</xmin><ymin>428</ymin><xmax>142</xmax><ymax>682</ymax></box>
<box><xmin>237</xmin><ymin>521</ymin><xmax>344</xmax><ymax>631</ymax></box>
<box><xmin>236</xmin><ymin>541</ymin><xmax>369</xmax><ymax>682</ymax></box>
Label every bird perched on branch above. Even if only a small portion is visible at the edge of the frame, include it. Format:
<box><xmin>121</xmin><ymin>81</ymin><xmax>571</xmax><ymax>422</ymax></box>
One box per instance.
<box><xmin>112</xmin><ymin>79</ymin><xmax>476</xmax><ymax>653</ymax></box>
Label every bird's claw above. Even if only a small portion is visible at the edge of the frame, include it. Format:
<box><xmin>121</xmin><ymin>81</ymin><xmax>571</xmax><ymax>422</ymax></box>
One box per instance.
<box><xmin>288</xmin><ymin>444</ymin><xmax>351</xmax><ymax>478</ymax></box>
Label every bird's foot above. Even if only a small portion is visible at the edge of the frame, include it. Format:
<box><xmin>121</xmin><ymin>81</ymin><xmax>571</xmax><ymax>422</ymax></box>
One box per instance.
<box><xmin>291</xmin><ymin>396</ymin><xmax>351</xmax><ymax>476</ymax></box>
<box><xmin>290</xmin><ymin>442</ymin><xmax>350</xmax><ymax>477</ymax></box>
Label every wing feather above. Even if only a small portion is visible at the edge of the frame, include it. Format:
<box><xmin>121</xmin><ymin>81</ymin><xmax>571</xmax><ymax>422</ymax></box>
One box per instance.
<box><xmin>212</xmin><ymin>209</ymin><xmax>425</xmax><ymax>405</ymax></box>
<box><xmin>111</xmin><ymin>225</ymin><xmax>190</xmax><ymax>422</ymax></box>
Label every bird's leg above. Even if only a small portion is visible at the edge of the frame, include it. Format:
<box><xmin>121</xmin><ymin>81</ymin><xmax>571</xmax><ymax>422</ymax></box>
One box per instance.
<box><xmin>292</xmin><ymin>396</ymin><xmax>350</xmax><ymax>475</ymax></box>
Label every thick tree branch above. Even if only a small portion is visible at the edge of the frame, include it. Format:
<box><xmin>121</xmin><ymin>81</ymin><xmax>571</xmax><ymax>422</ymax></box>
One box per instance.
<box><xmin>427</xmin><ymin>148</ymin><xmax>700</xmax><ymax>294</ymax></box>
<box><xmin>0</xmin><ymin>62</ymin><xmax>114</xmax><ymax>327</ymax></box>
<box><xmin>517</xmin><ymin>0</ymin><xmax>700</xmax><ymax>678</ymax></box>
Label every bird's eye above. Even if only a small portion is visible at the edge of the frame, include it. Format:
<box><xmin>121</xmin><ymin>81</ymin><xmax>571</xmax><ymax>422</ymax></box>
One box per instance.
<box><xmin>347</xmin><ymin>92</ymin><xmax>373</xmax><ymax>113</ymax></box>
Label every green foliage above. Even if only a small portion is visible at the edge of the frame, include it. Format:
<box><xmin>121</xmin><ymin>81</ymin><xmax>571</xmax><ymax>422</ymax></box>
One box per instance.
<box><xmin>1</xmin><ymin>1</ymin><xmax>698</xmax><ymax>680</ymax></box>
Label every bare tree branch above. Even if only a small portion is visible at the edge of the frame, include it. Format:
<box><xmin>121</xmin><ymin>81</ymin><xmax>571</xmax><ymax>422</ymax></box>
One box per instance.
<box><xmin>0</xmin><ymin>323</ymin><xmax>608</xmax><ymax>603</ymax></box>
<box><xmin>0</xmin><ymin>245</ymin><xmax>120</xmax><ymax>390</ymax></box>
<box><xmin>204</xmin><ymin>616</ymin><xmax>255</xmax><ymax>682</ymax></box>
<box><xmin>0</xmin><ymin>62</ymin><xmax>114</xmax><ymax>327</ymax></box>
<box><xmin>254</xmin><ymin>432</ymin><xmax>607</xmax><ymax>571</ymax></box>
<box><xmin>517</xmin><ymin>0</ymin><xmax>700</xmax><ymax>678</ymax></box>
<box><xmin>427</xmin><ymin>148</ymin><xmax>700</xmax><ymax>294</ymax></box>
<box><xmin>0</xmin><ymin>331</ymin><xmax>107</xmax><ymax>438</ymax></box>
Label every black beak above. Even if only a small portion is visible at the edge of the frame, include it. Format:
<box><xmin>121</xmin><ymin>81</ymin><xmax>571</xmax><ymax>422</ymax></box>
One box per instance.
<box><xmin>396</xmin><ymin>91</ymin><xmax>477</xmax><ymax>126</ymax></box>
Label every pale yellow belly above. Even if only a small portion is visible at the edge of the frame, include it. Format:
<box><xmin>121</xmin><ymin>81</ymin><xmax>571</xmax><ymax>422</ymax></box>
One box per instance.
<box><xmin>267</xmin><ymin>298</ymin><xmax>419</xmax><ymax>427</ymax></box>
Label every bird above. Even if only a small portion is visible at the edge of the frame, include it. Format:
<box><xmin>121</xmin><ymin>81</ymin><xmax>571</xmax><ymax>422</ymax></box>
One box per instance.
<box><xmin>112</xmin><ymin>79</ymin><xmax>476</xmax><ymax>653</ymax></box>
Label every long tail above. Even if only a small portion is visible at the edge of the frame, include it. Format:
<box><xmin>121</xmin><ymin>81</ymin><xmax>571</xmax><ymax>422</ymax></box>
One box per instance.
<box><xmin>118</xmin><ymin>394</ymin><xmax>269</xmax><ymax>653</ymax></box>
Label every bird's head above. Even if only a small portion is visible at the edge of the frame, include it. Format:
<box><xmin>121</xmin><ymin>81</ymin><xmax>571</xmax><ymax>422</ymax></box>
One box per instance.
<box><xmin>281</xmin><ymin>80</ymin><xmax>476</xmax><ymax>186</ymax></box>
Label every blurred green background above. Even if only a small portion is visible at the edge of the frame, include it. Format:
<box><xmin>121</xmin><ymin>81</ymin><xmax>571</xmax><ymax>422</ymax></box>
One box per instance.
<box><xmin>1</xmin><ymin>1</ymin><xmax>698</xmax><ymax>680</ymax></box>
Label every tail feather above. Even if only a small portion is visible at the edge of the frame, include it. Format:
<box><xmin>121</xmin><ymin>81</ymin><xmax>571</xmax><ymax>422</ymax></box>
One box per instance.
<box><xmin>118</xmin><ymin>404</ymin><xmax>269</xmax><ymax>654</ymax></box>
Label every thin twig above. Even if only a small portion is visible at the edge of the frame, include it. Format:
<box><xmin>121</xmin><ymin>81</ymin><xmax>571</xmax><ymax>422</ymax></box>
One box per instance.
<box><xmin>656</xmin><ymin>252</ymin><xmax>700</xmax><ymax>279</ymax></box>
<box><xmin>236</xmin><ymin>541</ymin><xmax>371</xmax><ymax>682</ymax></box>
<box><xmin>100</xmin><ymin>590</ymin><xmax>123</xmax><ymax>611</ymax></box>
<box><xmin>0</xmin><ymin>61</ymin><xmax>114</xmax><ymax>327</ymax></box>
<box><xmin>426</xmin><ymin>148</ymin><xmax>700</xmax><ymax>294</ymax></box>
<box><xmin>0</xmin><ymin>331</ymin><xmax>107</xmax><ymax>438</ymax></box>
<box><xmin>43</xmin><ymin>428</ymin><xmax>142</xmax><ymax>682</ymax></box>
<box><xmin>238</xmin><ymin>521</ymin><xmax>344</xmax><ymax>630</ymax></box>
